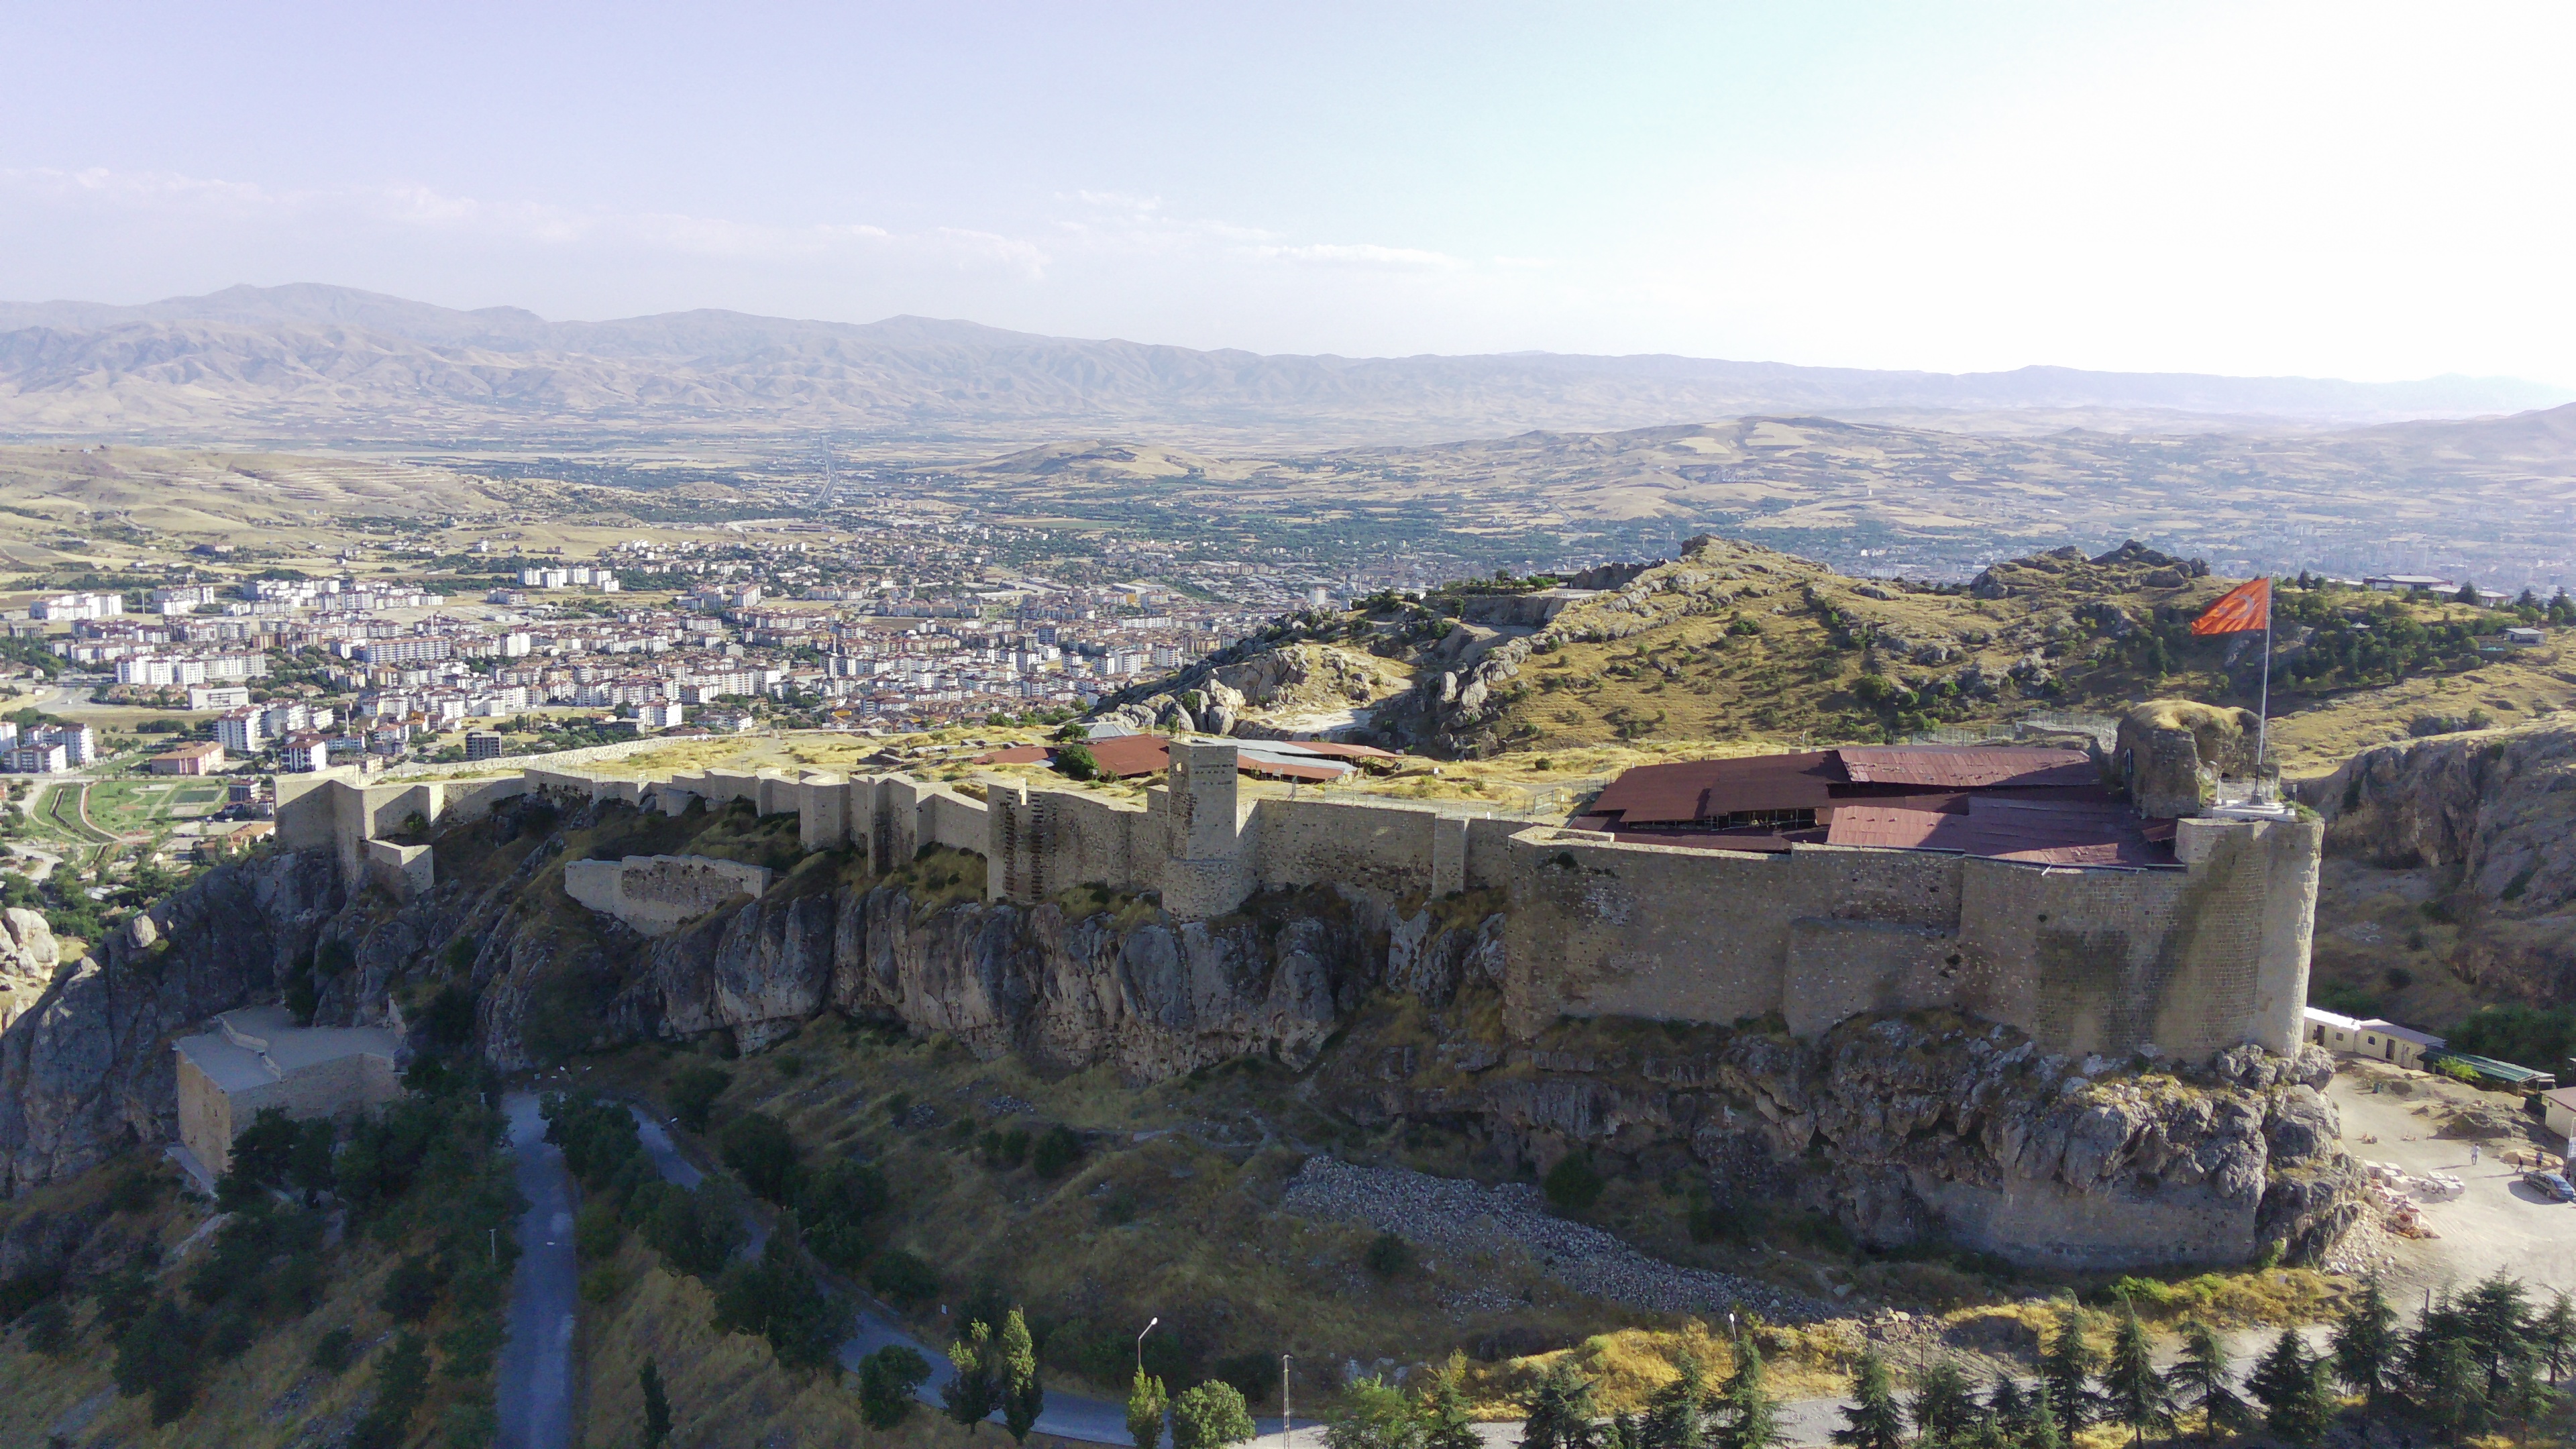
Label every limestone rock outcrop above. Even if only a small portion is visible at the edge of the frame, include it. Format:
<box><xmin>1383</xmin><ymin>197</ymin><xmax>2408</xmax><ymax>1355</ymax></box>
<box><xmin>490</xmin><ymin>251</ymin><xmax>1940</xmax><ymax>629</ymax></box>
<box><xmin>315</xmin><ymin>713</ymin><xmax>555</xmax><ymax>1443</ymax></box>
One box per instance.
<box><xmin>1409</xmin><ymin>1013</ymin><xmax>2360</xmax><ymax>1269</ymax></box>
<box><xmin>2116</xmin><ymin>699</ymin><xmax>2267</xmax><ymax>816</ymax></box>
<box><xmin>0</xmin><ymin>849</ymin><xmax>339</xmax><ymax>1195</ymax></box>
<box><xmin>2316</xmin><ymin>720</ymin><xmax>2576</xmax><ymax>1002</ymax></box>
<box><xmin>0</xmin><ymin>790</ymin><xmax>2363</xmax><ymax>1273</ymax></box>
<box><xmin>0</xmin><ymin>908</ymin><xmax>62</xmax><ymax>1032</ymax></box>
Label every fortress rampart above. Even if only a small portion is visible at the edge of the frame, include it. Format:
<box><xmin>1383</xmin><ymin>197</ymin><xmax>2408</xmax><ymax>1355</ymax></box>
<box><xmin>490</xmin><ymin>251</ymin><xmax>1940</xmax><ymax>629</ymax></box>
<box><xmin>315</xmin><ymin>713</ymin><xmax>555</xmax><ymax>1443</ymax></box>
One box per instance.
<box><xmin>274</xmin><ymin>743</ymin><xmax>2315</xmax><ymax>1059</ymax></box>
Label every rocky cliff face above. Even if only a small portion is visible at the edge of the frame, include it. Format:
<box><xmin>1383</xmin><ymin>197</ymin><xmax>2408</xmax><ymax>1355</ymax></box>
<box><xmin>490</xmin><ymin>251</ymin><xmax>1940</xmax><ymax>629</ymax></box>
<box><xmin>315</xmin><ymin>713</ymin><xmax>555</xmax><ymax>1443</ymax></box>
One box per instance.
<box><xmin>1332</xmin><ymin>1008</ymin><xmax>2358</xmax><ymax>1270</ymax></box>
<box><xmin>0</xmin><ymin>910</ymin><xmax>62</xmax><ymax>1033</ymax></box>
<box><xmin>0</xmin><ymin>850</ymin><xmax>339</xmax><ymax>1195</ymax></box>
<box><xmin>0</xmin><ymin>793</ymin><xmax>2363</xmax><ymax>1271</ymax></box>
<box><xmin>2316</xmin><ymin>720</ymin><xmax>2576</xmax><ymax>1002</ymax></box>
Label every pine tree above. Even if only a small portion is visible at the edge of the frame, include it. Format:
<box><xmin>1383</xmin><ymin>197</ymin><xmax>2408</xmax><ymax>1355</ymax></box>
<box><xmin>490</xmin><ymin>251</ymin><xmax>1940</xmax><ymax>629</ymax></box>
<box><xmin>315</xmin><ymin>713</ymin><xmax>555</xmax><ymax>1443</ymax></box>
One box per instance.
<box><xmin>1830</xmin><ymin>1350</ymin><xmax>1907</xmax><ymax>1449</ymax></box>
<box><xmin>2537</xmin><ymin>1293</ymin><xmax>2576</xmax><ymax>1383</ymax></box>
<box><xmin>1712</xmin><ymin>1335</ymin><xmax>1784</xmax><ymax>1449</ymax></box>
<box><xmin>640</xmin><ymin>1358</ymin><xmax>672</xmax><ymax>1449</ymax></box>
<box><xmin>2330</xmin><ymin>1277</ymin><xmax>2398</xmax><ymax>1407</ymax></box>
<box><xmin>2017</xmin><ymin>1389</ymin><xmax>2063</xmax><ymax>1449</ymax></box>
<box><xmin>1128</xmin><ymin>1371</ymin><xmax>1171</xmax><ymax>1449</ymax></box>
<box><xmin>2459</xmin><ymin>1272</ymin><xmax>2533</xmax><ymax>1399</ymax></box>
<box><xmin>2038</xmin><ymin>1305</ymin><xmax>2102</xmax><ymax>1431</ymax></box>
<box><xmin>1982</xmin><ymin>1376</ymin><xmax>2025</xmax><ymax>1433</ymax></box>
<box><xmin>2504</xmin><ymin>1352</ymin><xmax>2558</xmax><ymax>1430</ymax></box>
<box><xmin>2167</xmin><ymin>1319</ymin><xmax>2251</xmax><ymax>1442</ymax></box>
<box><xmin>1910</xmin><ymin>1358</ymin><xmax>1980</xmax><ymax>1449</ymax></box>
<box><xmin>1519</xmin><ymin>1360</ymin><xmax>1602</xmax><ymax>1449</ymax></box>
<box><xmin>1000</xmin><ymin>1307</ymin><xmax>1046</xmax><ymax>1444</ymax></box>
<box><xmin>2406</xmin><ymin>1305</ymin><xmax>2489</xmax><ymax>1444</ymax></box>
<box><xmin>2101</xmin><ymin>1306</ymin><xmax>2172</xmax><ymax>1447</ymax></box>
<box><xmin>1640</xmin><ymin>1346</ymin><xmax>1710</xmax><ymax>1449</ymax></box>
<box><xmin>2246</xmin><ymin>1331</ymin><xmax>2330</xmax><ymax>1448</ymax></box>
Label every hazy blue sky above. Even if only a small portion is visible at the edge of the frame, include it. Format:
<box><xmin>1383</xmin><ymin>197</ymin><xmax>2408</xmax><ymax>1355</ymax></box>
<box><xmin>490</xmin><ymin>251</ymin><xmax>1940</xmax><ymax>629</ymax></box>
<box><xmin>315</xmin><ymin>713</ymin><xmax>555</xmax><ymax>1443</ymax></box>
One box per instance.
<box><xmin>3</xmin><ymin>3</ymin><xmax>2569</xmax><ymax>382</ymax></box>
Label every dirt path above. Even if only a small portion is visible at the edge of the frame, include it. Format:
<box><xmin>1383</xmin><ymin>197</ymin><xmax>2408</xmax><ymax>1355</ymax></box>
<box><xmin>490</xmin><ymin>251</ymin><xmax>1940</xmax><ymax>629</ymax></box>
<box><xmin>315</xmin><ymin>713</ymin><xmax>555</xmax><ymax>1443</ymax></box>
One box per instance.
<box><xmin>2326</xmin><ymin>1069</ymin><xmax>2576</xmax><ymax>1301</ymax></box>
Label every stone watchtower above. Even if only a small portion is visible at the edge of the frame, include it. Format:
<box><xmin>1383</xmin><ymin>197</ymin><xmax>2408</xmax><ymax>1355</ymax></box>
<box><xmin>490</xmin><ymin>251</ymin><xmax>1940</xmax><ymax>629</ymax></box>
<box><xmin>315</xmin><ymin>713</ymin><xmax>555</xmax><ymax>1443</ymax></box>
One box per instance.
<box><xmin>1159</xmin><ymin>742</ymin><xmax>1251</xmax><ymax>918</ymax></box>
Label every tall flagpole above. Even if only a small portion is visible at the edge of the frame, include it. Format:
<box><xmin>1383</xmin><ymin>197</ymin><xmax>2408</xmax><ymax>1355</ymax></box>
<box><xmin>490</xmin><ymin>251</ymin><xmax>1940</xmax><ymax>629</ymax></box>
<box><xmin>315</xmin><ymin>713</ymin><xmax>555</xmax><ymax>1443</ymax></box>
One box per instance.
<box><xmin>2256</xmin><ymin>579</ymin><xmax>2272</xmax><ymax>802</ymax></box>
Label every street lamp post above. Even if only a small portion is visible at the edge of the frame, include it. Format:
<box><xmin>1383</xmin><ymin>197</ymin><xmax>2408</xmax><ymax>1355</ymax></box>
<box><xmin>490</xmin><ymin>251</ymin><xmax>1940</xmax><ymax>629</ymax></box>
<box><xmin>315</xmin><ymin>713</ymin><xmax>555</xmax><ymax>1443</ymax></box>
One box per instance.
<box><xmin>1137</xmin><ymin>1317</ymin><xmax>1159</xmax><ymax>1378</ymax></box>
<box><xmin>1281</xmin><ymin>1353</ymin><xmax>1294</xmax><ymax>1449</ymax></box>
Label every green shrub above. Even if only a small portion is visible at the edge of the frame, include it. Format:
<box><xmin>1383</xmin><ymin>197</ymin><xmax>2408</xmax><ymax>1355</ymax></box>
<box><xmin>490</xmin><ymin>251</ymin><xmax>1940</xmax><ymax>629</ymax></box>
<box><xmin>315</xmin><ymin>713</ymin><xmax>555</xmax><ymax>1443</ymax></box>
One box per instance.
<box><xmin>310</xmin><ymin>1326</ymin><xmax>357</xmax><ymax>1375</ymax></box>
<box><xmin>1171</xmin><ymin>1381</ymin><xmax>1256</xmax><ymax>1449</ymax></box>
<box><xmin>1542</xmin><ymin>1152</ymin><xmax>1605</xmax><ymax>1214</ymax></box>
<box><xmin>667</xmin><ymin>1064</ymin><xmax>729</xmax><ymax>1133</ymax></box>
<box><xmin>1362</xmin><ymin>1232</ymin><xmax>1413</xmax><ymax>1278</ymax></box>
<box><xmin>720</xmin><ymin>1112</ymin><xmax>802</xmax><ymax>1203</ymax></box>
<box><xmin>1030</xmin><ymin>1124</ymin><xmax>1081</xmax><ymax>1179</ymax></box>
<box><xmin>869</xmin><ymin>1247</ymin><xmax>938</xmax><ymax>1306</ymax></box>
<box><xmin>2446</xmin><ymin>1004</ymin><xmax>2576</xmax><ymax>1073</ymax></box>
<box><xmin>859</xmin><ymin>1344</ymin><xmax>933</xmax><ymax>1428</ymax></box>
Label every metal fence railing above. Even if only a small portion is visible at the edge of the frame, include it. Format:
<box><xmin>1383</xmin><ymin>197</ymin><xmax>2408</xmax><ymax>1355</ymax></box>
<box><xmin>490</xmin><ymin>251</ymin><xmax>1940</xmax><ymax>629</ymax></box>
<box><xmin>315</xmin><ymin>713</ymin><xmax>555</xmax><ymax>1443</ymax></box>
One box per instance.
<box><xmin>1899</xmin><ymin>710</ymin><xmax>2120</xmax><ymax>750</ymax></box>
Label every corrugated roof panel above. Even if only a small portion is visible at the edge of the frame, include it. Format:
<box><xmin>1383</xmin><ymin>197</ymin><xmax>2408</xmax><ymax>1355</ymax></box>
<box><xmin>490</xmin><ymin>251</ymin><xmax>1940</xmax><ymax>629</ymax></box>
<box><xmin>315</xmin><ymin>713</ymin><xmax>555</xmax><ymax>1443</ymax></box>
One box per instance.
<box><xmin>1825</xmin><ymin>798</ymin><xmax>2166</xmax><ymax>866</ymax></box>
<box><xmin>1589</xmin><ymin>753</ymin><xmax>1841</xmax><ymax>825</ymax></box>
<box><xmin>1835</xmin><ymin>746</ymin><xmax>2096</xmax><ymax>790</ymax></box>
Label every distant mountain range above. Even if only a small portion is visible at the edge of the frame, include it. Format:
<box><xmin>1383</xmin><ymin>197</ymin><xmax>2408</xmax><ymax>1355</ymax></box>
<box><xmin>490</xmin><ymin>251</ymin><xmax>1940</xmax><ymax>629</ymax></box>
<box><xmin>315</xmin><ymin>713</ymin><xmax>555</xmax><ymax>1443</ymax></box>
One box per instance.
<box><xmin>0</xmin><ymin>283</ymin><xmax>2564</xmax><ymax>446</ymax></box>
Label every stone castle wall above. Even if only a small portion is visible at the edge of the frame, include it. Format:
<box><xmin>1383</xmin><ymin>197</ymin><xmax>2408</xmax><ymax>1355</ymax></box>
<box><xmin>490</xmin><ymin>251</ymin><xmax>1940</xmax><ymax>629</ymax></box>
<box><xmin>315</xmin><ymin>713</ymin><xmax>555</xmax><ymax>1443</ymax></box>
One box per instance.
<box><xmin>1501</xmin><ymin>814</ymin><xmax>2318</xmax><ymax>1058</ymax></box>
<box><xmin>275</xmin><ymin>743</ymin><xmax>2315</xmax><ymax>1061</ymax></box>
<box><xmin>564</xmin><ymin>855</ymin><xmax>774</xmax><ymax>936</ymax></box>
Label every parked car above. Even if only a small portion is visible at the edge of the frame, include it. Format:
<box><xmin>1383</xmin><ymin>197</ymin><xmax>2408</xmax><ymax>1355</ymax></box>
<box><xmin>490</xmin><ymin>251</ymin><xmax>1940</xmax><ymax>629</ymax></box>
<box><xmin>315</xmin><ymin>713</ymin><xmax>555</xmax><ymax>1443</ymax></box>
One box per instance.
<box><xmin>2521</xmin><ymin>1169</ymin><xmax>2575</xmax><ymax>1202</ymax></box>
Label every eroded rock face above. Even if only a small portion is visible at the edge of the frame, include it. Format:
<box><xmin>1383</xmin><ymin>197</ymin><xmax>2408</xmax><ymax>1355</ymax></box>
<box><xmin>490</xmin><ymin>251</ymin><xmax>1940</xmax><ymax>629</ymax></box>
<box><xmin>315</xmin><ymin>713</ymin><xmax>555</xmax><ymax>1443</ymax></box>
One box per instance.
<box><xmin>0</xmin><ymin>794</ymin><xmax>2362</xmax><ymax>1273</ymax></box>
<box><xmin>2316</xmin><ymin>722</ymin><xmax>2576</xmax><ymax>1003</ymax></box>
<box><xmin>0</xmin><ymin>850</ymin><xmax>339</xmax><ymax>1195</ymax></box>
<box><xmin>1440</xmin><ymin>1012</ymin><xmax>2362</xmax><ymax>1270</ymax></box>
<box><xmin>0</xmin><ymin>909</ymin><xmax>62</xmax><ymax>1032</ymax></box>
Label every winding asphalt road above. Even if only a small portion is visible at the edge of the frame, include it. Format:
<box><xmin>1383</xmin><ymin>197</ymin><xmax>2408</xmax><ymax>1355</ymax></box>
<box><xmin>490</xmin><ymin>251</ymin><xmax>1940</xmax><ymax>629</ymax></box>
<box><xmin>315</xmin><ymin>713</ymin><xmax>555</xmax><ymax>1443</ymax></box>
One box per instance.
<box><xmin>497</xmin><ymin>1093</ymin><xmax>578</xmax><ymax>1449</ymax></box>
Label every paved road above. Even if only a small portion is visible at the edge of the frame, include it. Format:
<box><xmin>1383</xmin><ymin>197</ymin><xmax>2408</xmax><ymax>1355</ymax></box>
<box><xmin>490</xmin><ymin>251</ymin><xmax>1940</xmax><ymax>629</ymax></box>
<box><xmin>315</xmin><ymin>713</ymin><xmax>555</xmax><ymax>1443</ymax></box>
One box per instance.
<box><xmin>497</xmin><ymin>1093</ymin><xmax>579</xmax><ymax>1449</ymax></box>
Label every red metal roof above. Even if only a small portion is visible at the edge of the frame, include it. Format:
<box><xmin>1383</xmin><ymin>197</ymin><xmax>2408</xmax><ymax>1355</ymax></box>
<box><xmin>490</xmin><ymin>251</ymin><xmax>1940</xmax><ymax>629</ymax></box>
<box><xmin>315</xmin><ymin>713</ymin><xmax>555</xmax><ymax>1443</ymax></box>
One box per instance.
<box><xmin>1587</xmin><ymin>753</ymin><xmax>1842</xmax><ymax>825</ymax></box>
<box><xmin>1084</xmin><ymin>734</ymin><xmax>1175</xmax><ymax>778</ymax></box>
<box><xmin>1825</xmin><ymin>797</ymin><xmax>2165</xmax><ymax>866</ymax></box>
<box><xmin>1835</xmin><ymin>746</ymin><xmax>2096</xmax><ymax>790</ymax></box>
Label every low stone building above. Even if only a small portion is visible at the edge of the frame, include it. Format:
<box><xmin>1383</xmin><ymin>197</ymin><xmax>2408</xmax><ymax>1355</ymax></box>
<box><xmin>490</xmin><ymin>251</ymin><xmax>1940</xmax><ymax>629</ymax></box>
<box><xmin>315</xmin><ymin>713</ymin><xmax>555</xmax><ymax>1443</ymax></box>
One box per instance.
<box><xmin>2302</xmin><ymin>1005</ymin><xmax>2443</xmax><ymax>1069</ymax></box>
<box><xmin>172</xmin><ymin>1005</ymin><xmax>403</xmax><ymax>1178</ymax></box>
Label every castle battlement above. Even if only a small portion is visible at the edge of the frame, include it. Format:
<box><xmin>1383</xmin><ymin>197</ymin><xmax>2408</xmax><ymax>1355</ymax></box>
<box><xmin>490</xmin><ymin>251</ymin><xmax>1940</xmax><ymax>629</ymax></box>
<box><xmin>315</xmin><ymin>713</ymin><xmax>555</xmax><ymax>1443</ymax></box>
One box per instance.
<box><xmin>274</xmin><ymin>740</ymin><xmax>2316</xmax><ymax>1057</ymax></box>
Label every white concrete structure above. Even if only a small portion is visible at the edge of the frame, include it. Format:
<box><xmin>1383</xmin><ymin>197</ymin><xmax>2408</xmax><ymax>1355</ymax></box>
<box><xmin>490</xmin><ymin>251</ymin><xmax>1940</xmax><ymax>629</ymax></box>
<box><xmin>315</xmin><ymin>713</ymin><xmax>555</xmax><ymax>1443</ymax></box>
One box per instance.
<box><xmin>2302</xmin><ymin>1006</ymin><xmax>2445</xmax><ymax>1069</ymax></box>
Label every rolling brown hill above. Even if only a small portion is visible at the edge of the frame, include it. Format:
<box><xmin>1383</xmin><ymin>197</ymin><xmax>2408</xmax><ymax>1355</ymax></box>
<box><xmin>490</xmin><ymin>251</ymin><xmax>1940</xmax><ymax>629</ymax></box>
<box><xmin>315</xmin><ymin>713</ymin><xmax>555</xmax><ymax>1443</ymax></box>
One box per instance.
<box><xmin>0</xmin><ymin>283</ymin><xmax>2562</xmax><ymax>448</ymax></box>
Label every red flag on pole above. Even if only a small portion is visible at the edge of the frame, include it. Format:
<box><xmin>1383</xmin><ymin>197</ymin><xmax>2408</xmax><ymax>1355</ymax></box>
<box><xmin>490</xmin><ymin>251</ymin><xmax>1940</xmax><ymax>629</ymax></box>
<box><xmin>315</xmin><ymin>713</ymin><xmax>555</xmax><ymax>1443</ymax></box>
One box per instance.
<box><xmin>2190</xmin><ymin>578</ymin><xmax>2271</xmax><ymax>636</ymax></box>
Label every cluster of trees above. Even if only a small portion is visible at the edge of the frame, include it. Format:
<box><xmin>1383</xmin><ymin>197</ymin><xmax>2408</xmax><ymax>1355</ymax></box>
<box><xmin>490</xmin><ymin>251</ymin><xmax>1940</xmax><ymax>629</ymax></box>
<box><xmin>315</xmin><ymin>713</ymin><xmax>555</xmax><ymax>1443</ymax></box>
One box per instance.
<box><xmin>1126</xmin><ymin>1364</ymin><xmax>1263</xmax><ymax>1449</ymax></box>
<box><xmin>108</xmin><ymin>1061</ymin><xmax>517</xmax><ymax>1443</ymax></box>
<box><xmin>1520</xmin><ymin>1334</ymin><xmax>1788</xmax><ymax>1449</ymax></box>
<box><xmin>543</xmin><ymin>1093</ymin><xmax>902</xmax><ymax>1374</ymax></box>
<box><xmin>1828</xmin><ymin>1277</ymin><xmax>2571</xmax><ymax>1449</ymax></box>
<box><xmin>2444</xmin><ymin>1004</ymin><xmax>2576</xmax><ymax>1075</ymax></box>
<box><xmin>944</xmin><ymin>1307</ymin><xmax>1051</xmax><ymax>1441</ymax></box>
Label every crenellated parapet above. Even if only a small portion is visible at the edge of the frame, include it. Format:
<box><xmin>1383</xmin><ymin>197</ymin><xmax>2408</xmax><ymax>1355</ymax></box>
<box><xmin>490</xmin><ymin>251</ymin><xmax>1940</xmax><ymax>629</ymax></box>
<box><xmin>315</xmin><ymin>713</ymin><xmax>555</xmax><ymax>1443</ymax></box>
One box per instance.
<box><xmin>273</xmin><ymin>743</ymin><xmax>2318</xmax><ymax>1063</ymax></box>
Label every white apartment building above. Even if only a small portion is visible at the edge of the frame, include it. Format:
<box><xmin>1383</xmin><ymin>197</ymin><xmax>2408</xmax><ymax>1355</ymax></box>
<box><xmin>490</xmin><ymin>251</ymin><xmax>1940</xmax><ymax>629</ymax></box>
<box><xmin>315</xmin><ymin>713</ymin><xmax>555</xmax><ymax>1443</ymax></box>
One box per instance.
<box><xmin>32</xmin><ymin>592</ymin><xmax>124</xmax><ymax>622</ymax></box>
<box><xmin>7</xmin><ymin>743</ymin><xmax>69</xmax><ymax>774</ymax></box>
<box><xmin>214</xmin><ymin>708</ymin><xmax>268</xmax><ymax>755</ymax></box>
<box><xmin>188</xmin><ymin>685</ymin><xmax>252</xmax><ymax>711</ymax></box>
<box><xmin>35</xmin><ymin>724</ymin><xmax>95</xmax><ymax>767</ymax></box>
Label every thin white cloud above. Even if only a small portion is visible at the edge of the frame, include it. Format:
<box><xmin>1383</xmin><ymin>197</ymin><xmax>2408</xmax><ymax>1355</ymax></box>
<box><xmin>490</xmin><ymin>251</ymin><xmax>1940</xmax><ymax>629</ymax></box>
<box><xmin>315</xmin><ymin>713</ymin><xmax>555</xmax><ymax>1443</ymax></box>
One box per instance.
<box><xmin>1246</xmin><ymin>242</ymin><xmax>1462</xmax><ymax>270</ymax></box>
<box><xmin>0</xmin><ymin>166</ymin><xmax>1044</xmax><ymax>278</ymax></box>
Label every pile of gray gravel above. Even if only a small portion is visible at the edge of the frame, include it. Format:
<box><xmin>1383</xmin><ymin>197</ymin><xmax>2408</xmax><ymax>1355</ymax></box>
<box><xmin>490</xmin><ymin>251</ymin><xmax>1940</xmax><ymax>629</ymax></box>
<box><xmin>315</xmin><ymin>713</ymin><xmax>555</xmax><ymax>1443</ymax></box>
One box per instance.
<box><xmin>1282</xmin><ymin>1155</ymin><xmax>1826</xmax><ymax>1323</ymax></box>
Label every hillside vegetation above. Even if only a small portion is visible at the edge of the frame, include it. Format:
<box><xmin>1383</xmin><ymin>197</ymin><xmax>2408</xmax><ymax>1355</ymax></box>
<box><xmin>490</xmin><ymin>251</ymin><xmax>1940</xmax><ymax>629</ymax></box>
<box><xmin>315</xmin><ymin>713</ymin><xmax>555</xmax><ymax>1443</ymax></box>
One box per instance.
<box><xmin>1130</xmin><ymin>536</ymin><xmax>2576</xmax><ymax>775</ymax></box>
